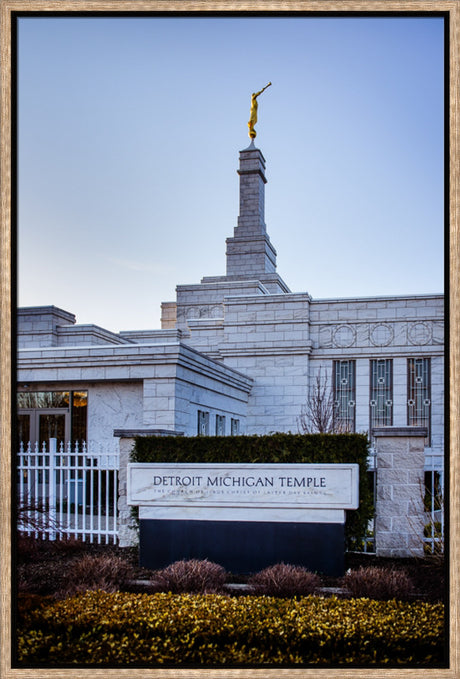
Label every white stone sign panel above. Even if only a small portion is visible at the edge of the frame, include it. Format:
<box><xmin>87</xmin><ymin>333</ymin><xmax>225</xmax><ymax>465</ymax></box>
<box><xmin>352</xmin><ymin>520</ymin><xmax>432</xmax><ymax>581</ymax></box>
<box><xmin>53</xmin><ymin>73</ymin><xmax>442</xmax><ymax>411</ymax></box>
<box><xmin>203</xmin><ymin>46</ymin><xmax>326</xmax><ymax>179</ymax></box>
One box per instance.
<box><xmin>128</xmin><ymin>463</ymin><xmax>359</xmax><ymax>521</ymax></box>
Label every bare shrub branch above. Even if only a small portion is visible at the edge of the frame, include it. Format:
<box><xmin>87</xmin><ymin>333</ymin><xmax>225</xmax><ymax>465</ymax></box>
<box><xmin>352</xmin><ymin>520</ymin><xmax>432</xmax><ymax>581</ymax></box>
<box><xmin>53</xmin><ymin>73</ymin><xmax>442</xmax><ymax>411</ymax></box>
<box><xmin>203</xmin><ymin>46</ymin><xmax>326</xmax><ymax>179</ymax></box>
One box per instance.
<box><xmin>152</xmin><ymin>559</ymin><xmax>227</xmax><ymax>594</ymax></box>
<box><xmin>248</xmin><ymin>563</ymin><xmax>321</xmax><ymax>598</ymax></box>
<box><xmin>17</xmin><ymin>497</ymin><xmax>62</xmax><ymax>537</ymax></box>
<box><xmin>341</xmin><ymin>566</ymin><xmax>414</xmax><ymax>601</ymax></box>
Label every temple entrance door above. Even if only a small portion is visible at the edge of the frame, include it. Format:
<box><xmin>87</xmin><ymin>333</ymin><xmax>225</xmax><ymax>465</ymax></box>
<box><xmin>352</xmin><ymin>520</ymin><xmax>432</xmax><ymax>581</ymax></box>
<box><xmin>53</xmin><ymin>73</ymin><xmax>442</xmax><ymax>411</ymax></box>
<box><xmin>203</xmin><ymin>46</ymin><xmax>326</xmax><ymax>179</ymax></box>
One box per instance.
<box><xmin>17</xmin><ymin>409</ymin><xmax>70</xmax><ymax>449</ymax></box>
<box><xmin>38</xmin><ymin>411</ymin><xmax>69</xmax><ymax>449</ymax></box>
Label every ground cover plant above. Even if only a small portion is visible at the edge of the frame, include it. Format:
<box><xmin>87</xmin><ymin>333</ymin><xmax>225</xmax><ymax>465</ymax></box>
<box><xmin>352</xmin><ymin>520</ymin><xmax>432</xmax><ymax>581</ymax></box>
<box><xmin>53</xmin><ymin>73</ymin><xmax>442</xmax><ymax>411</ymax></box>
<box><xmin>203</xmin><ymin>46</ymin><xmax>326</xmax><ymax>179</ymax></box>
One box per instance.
<box><xmin>17</xmin><ymin>590</ymin><xmax>445</xmax><ymax>665</ymax></box>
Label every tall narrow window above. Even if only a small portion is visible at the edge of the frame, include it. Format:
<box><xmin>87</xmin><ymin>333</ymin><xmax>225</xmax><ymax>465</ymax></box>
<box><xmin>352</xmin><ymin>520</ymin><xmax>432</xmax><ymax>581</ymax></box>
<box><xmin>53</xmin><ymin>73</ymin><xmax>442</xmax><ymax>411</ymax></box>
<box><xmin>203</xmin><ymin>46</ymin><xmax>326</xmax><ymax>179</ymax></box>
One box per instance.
<box><xmin>407</xmin><ymin>358</ymin><xmax>431</xmax><ymax>444</ymax></box>
<box><xmin>71</xmin><ymin>391</ymin><xmax>88</xmax><ymax>443</ymax></box>
<box><xmin>370</xmin><ymin>359</ymin><xmax>393</xmax><ymax>429</ymax></box>
<box><xmin>333</xmin><ymin>360</ymin><xmax>356</xmax><ymax>432</ymax></box>
<box><xmin>231</xmin><ymin>418</ymin><xmax>240</xmax><ymax>436</ymax></box>
<box><xmin>197</xmin><ymin>410</ymin><xmax>210</xmax><ymax>436</ymax></box>
<box><xmin>215</xmin><ymin>415</ymin><xmax>226</xmax><ymax>436</ymax></box>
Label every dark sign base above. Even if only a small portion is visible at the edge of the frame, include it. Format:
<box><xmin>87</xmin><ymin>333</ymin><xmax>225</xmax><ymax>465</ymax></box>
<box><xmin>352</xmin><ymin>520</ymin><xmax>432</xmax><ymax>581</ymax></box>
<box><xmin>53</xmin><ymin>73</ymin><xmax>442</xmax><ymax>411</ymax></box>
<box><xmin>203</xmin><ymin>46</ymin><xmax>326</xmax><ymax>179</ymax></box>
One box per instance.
<box><xmin>139</xmin><ymin>519</ymin><xmax>345</xmax><ymax>576</ymax></box>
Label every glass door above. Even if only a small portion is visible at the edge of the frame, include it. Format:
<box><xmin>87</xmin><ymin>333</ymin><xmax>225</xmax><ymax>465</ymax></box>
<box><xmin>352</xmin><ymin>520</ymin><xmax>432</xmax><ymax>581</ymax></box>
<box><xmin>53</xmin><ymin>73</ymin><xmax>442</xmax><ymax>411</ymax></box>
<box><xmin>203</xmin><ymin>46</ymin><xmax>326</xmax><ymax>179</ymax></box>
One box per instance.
<box><xmin>17</xmin><ymin>413</ymin><xmax>31</xmax><ymax>448</ymax></box>
<box><xmin>38</xmin><ymin>411</ymin><xmax>69</xmax><ymax>449</ymax></box>
<box><xmin>16</xmin><ymin>409</ymin><xmax>70</xmax><ymax>449</ymax></box>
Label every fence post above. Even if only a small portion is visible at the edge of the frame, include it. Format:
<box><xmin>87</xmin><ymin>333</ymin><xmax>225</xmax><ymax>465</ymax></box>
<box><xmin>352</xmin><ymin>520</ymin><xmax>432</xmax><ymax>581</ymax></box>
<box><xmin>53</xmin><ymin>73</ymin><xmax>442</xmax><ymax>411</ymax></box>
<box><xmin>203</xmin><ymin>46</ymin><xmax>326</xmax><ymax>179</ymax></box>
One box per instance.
<box><xmin>49</xmin><ymin>438</ymin><xmax>57</xmax><ymax>540</ymax></box>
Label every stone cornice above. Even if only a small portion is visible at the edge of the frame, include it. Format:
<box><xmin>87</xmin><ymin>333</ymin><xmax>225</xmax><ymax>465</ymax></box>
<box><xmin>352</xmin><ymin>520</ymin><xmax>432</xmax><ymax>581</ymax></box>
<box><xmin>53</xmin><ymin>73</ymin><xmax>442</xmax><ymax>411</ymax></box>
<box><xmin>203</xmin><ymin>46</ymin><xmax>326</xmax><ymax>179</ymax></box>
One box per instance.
<box><xmin>216</xmin><ymin>341</ymin><xmax>313</xmax><ymax>358</ymax></box>
<box><xmin>17</xmin><ymin>341</ymin><xmax>254</xmax><ymax>394</ymax></box>
<box><xmin>114</xmin><ymin>428</ymin><xmax>184</xmax><ymax>438</ymax></box>
<box><xmin>372</xmin><ymin>427</ymin><xmax>429</xmax><ymax>438</ymax></box>
<box><xmin>236</xmin><ymin>168</ymin><xmax>267</xmax><ymax>184</ymax></box>
<box><xmin>223</xmin><ymin>292</ymin><xmax>312</xmax><ymax>305</ymax></box>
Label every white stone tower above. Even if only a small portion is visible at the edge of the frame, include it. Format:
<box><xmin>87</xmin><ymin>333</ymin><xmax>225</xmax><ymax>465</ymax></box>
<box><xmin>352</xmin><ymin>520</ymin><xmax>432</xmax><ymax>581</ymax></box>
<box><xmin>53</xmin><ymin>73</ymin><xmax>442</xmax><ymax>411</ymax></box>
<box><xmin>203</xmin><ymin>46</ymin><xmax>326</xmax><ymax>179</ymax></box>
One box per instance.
<box><xmin>224</xmin><ymin>142</ymin><xmax>290</xmax><ymax>294</ymax></box>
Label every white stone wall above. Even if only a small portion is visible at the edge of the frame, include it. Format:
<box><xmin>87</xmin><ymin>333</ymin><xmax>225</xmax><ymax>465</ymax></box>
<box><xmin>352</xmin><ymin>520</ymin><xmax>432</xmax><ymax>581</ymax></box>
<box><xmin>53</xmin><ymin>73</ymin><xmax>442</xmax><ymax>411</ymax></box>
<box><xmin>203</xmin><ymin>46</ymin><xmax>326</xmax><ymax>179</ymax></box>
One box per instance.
<box><xmin>87</xmin><ymin>383</ymin><xmax>143</xmax><ymax>445</ymax></box>
<box><xmin>17</xmin><ymin>307</ymin><xmax>76</xmax><ymax>348</ymax></box>
<box><xmin>176</xmin><ymin>292</ymin><xmax>443</xmax><ymax>454</ymax></box>
<box><xmin>17</xmin><ymin>307</ymin><xmax>129</xmax><ymax>348</ymax></box>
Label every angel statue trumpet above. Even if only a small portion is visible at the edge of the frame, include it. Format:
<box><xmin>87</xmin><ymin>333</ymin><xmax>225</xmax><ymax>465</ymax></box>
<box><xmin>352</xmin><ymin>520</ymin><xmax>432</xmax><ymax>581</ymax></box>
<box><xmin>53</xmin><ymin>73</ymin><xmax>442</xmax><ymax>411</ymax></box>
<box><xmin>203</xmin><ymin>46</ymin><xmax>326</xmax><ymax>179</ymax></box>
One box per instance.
<box><xmin>248</xmin><ymin>82</ymin><xmax>272</xmax><ymax>139</ymax></box>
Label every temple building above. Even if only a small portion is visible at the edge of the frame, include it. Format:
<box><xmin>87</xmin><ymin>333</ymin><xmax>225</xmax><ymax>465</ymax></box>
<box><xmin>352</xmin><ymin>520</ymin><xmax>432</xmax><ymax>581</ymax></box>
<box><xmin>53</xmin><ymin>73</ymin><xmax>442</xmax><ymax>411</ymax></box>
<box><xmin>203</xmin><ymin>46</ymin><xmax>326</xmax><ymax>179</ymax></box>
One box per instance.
<box><xmin>16</xmin><ymin>141</ymin><xmax>444</xmax><ymax>555</ymax></box>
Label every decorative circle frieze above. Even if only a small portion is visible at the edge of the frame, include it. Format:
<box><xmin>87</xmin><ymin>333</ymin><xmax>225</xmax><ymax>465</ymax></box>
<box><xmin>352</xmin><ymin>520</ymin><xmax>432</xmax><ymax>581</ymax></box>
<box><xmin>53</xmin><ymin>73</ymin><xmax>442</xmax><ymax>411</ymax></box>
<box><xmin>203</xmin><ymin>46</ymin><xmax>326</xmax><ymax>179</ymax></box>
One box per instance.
<box><xmin>408</xmin><ymin>322</ymin><xmax>432</xmax><ymax>345</ymax></box>
<box><xmin>332</xmin><ymin>325</ymin><xmax>356</xmax><ymax>348</ymax></box>
<box><xmin>210</xmin><ymin>305</ymin><xmax>223</xmax><ymax>318</ymax></box>
<box><xmin>186</xmin><ymin>307</ymin><xmax>199</xmax><ymax>319</ymax></box>
<box><xmin>370</xmin><ymin>323</ymin><xmax>394</xmax><ymax>347</ymax></box>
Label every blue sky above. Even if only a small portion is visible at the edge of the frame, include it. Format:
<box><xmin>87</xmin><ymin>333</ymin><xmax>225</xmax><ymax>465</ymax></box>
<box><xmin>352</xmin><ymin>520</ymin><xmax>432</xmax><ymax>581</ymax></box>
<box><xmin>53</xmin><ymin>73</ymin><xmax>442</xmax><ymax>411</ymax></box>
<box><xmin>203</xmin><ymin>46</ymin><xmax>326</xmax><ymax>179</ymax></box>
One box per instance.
<box><xmin>17</xmin><ymin>15</ymin><xmax>445</xmax><ymax>333</ymax></box>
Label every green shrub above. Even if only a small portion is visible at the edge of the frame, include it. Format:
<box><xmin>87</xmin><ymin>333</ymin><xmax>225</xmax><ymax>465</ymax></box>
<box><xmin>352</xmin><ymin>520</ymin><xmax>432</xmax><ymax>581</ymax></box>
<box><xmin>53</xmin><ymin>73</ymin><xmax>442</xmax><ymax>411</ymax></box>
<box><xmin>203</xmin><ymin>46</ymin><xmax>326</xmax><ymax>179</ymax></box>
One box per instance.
<box><xmin>248</xmin><ymin>563</ymin><xmax>321</xmax><ymax>598</ymax></box>
<box><xmin>152</xmin><ymin>559</ymin><xmax>227</xmax><ymax>594</ymax></box>
<box><xmin>17</xmin><ymin>591</ymin><xmax>445</xmax><ymax>666</ymax></box>
<box><xmin>341</xmin><ymin>566</ymin><xmax>414</xmax><ymax>601</ymax></box>
<box><xmin>131</xmin><ymin>432</ymin><xmax>374</xmax><ymax>548</ymax></box>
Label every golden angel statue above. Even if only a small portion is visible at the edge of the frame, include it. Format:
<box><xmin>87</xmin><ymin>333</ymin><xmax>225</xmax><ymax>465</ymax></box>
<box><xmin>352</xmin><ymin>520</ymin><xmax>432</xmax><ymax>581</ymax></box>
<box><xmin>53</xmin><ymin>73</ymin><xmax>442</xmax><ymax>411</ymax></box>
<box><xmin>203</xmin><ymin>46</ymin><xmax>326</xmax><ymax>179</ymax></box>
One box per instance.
<box><xmin>248</xmin><ymin>82</ymin><xmax>271</xmax><ymax>139</ymax></box>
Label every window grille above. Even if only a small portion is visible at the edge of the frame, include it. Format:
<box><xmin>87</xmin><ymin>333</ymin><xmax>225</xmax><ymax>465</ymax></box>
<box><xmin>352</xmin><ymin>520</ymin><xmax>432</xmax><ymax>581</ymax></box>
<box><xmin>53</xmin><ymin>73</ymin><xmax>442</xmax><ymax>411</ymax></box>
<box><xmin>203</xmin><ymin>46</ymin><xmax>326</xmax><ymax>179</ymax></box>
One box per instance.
<box><xmin>407</xmin><ymin>358</ymin><xmax>431</xmax><ymax>444</ymax></box>
<box><xmin>333</xmin><ymin>360</ymin><xmax>356</xmax><ymax>432</ymax></box>
<box><xmin>370</xmin><ymin>359</ymin><xmax>393</xmax><ymax>428</ymax></box>
<box><xmin>197</xmin><ymin>410</ymin><xmax>210</xmax><ymax>436</ymax></box>
<box><xmin>215</xmin><ymin>414</ymin><xmax>226</xmax><ymax>436</ymax></box>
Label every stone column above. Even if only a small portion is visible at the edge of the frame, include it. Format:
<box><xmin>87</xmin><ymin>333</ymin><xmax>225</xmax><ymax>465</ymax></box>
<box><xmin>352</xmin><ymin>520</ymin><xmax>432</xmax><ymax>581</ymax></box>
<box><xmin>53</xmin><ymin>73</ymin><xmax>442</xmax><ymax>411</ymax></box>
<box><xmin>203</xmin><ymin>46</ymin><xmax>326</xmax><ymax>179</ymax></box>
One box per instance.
<box><xmin>113</xmin><ymin>428</ymin><xmax>183</xmax><ymax>548</ymax></box>
<box><xmin>373</xmin><ymin>427</ymin><xmax>427</xmax><ymax>557</ymax></box>
<box><xmin>236</xmin><ymin>144</ymin><xmax>268</xmax><ymax>234</ymax></box>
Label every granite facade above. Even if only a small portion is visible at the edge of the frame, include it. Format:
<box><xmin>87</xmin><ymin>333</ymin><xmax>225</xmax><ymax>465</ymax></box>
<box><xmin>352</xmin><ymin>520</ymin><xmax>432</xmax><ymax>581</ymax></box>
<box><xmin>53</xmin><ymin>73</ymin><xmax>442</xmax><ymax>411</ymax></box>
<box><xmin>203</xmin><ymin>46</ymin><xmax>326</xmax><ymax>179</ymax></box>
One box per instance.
<box><xmin>16</xmin><ymin>142</ymin><xmax>444</xmax><ymax>556</ymax></box>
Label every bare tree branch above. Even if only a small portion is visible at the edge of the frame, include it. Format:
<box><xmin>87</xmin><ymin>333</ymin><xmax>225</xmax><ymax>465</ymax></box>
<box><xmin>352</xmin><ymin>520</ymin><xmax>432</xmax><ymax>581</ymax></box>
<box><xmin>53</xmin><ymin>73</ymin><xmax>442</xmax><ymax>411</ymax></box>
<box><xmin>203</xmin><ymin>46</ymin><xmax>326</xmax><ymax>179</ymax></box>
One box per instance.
<box><xmin>298</xmin><ymin>368</ymin><xmax>350</xmax><ymax>434</ymax></box>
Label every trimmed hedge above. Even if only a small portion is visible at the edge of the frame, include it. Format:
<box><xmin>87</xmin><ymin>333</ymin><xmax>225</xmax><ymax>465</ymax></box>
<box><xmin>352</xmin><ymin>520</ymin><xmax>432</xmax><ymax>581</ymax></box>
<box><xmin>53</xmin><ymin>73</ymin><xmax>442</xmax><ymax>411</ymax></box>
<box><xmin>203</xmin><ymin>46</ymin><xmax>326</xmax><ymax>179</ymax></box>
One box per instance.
<box><xmin>131</xmin><ymin>432</ymin><xmax>374</xmax><ymax>546</ymax></box>
<box><xmin>17</xmin><ymin>591</ymin><xmax>445</xmax><ymax>665</ymax></box>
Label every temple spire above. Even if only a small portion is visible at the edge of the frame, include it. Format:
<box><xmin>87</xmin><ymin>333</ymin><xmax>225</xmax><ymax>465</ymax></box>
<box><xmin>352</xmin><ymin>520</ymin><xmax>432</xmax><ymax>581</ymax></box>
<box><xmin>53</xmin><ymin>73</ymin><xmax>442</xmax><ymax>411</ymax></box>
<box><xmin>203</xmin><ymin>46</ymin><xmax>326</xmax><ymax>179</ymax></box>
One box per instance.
<box><xmin>225</xmin><ymin>144</ymin><xmax>285</xmax><ymax>289</ymax></box>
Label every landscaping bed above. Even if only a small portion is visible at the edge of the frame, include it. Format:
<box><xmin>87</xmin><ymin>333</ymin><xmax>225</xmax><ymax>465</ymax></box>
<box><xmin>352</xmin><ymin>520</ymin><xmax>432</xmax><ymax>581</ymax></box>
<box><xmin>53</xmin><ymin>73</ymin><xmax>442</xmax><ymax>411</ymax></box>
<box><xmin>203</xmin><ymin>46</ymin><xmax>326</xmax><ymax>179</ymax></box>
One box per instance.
<box><xmin>16</xmin><ymin>536</ymin><xmax>446</xmax><ymax>602</ymax></box>
<box><xmin>15</xmin><ymin>536</ymin><xmax>447</xmax><ymax>667</ymax></box>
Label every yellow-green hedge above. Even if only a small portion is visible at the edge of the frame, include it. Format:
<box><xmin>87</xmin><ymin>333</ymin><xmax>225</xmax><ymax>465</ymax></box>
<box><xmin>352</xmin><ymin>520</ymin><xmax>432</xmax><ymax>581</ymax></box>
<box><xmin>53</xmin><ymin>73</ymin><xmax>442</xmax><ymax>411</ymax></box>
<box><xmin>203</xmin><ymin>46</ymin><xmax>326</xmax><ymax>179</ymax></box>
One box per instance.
<box><xmin>17</xmin><ymin>591</ymin><xmax>445</xmax><ymax>666</ymax></box>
